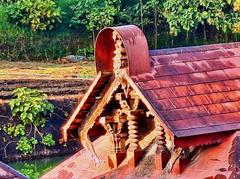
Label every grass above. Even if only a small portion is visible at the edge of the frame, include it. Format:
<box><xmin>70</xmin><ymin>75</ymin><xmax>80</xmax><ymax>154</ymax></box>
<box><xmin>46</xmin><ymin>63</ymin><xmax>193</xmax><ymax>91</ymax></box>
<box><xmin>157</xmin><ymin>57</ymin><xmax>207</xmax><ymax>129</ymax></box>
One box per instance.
<box><xmin>0</xmin><ymin>60</ymin><xmax>96</xmax><ymax>79</ymax></box>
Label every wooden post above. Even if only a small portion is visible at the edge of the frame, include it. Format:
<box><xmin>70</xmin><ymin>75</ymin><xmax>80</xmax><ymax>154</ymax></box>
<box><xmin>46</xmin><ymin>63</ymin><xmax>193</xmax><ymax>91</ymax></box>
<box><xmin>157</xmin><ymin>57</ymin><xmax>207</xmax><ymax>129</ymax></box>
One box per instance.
<box><xmin>127</xmin><ymin>114</ymin><xmax>143</xmax><ymax>167</ymax></box>
<box><xmin>154</xmin><ymin>120</ymin><xmax>171</xmax><ymax>170</ymax></box>
<box><xmin>104</xmin><ymin>115</ymin><xmax>127</xmax><ymax>169</ymax></box>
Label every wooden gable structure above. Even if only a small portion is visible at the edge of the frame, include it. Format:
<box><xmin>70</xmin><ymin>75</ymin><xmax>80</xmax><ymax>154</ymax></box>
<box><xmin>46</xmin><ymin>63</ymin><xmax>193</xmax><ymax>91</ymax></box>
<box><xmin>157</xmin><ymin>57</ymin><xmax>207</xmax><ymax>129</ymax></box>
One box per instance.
<box><xmin>60</xmin><ymin>25</ymin><xmax>240</xmax><ymax>178</ymax></box>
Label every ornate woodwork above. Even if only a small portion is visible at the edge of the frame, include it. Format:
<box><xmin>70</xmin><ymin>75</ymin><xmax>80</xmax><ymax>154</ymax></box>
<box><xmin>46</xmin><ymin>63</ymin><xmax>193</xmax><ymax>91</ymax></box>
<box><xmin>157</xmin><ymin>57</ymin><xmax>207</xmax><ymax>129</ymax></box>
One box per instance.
<box><xmin>155</xmin><ymin>120</ymin><xmax>167</xmax><ymax>152</ymax></box>
<box><xmin>154</xmin><ymin>119</ymin><xmax>171</xmax><ymax>170</ymax></box>
<box><xmin>58</xmin><ymin>25</ymin><xmax>240</xmax><ymax>178</ymax></box>
<box><xmin>69</xmin><ymin>29</ymin><xmax>169</xmax><ymax>169</ymax></box>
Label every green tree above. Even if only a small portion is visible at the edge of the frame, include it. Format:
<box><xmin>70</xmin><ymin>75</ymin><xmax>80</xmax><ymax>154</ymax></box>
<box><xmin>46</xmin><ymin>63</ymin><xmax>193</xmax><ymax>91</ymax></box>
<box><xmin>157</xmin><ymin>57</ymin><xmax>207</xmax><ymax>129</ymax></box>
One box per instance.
<box><xmin>71</xmin><ymin>0</ymin><xmax>118</xmax><ymax>46</ymax></box>
<box><xmin>163</xmin><ymin>0</ymin><xmax>238</xmax><ymax>42</ymax></box>
<box><xmin>143</xmin><ymin>0</ymin><xmax>163</xmax><ymax>48</ymax></box>
<box><xmin>7</xmin><ymin>0</ymin><xmax>61</xmax><ymax>31</ymax></box>
<box><xmin>227</xmin><ymin>0</ymin><xmax>240</xmax><ymax>32</ymax></box>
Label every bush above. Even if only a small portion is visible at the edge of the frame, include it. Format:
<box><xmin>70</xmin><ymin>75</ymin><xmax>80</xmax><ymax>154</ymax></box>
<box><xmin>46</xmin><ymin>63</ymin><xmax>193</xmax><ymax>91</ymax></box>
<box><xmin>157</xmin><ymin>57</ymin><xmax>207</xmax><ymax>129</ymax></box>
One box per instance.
<box><xmin>7</xmin><ymin>0</ymin><xmax>61</xmax><ymax>31</ymax></box>
<box><xmin>0</xmin><ymin>87</ymin><xmax>56</xmax><ymax>155</ymax></box>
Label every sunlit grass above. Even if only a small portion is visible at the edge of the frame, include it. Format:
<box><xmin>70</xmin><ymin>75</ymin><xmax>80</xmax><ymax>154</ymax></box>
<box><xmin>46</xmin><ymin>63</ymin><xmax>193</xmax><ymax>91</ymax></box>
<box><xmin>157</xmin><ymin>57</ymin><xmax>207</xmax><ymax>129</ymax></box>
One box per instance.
<box><xmin>0</xmin><ymin>60</ymin><xmax>96</xmax><ymax>79</ymax></box>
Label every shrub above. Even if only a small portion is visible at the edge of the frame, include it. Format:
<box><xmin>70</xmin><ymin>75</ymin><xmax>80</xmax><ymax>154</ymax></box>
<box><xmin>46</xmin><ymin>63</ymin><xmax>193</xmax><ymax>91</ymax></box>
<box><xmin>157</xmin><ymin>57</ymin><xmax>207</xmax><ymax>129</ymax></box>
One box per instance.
<box><xmin>7</xmin><ymin>0</ymin><xmax>61</xmax><ymax>31</ymax></box>
<box><xmin>9</xmin><ymin>87</ymin><xmax>54</xmax><ymax>126</ymax></box>
<box><xmin>0</xmin><ymin>87</ymin><xmax>56</xmax><ymax>155</ymax></box>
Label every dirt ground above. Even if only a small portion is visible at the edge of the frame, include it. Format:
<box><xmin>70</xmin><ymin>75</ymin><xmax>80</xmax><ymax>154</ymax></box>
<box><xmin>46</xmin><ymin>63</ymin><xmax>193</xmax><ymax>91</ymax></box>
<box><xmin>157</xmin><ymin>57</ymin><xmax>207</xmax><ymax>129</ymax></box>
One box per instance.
<box><xmin>0</xmin><ymin>60</ymin><xmax>96</xmax><ymax>79</ymax></box>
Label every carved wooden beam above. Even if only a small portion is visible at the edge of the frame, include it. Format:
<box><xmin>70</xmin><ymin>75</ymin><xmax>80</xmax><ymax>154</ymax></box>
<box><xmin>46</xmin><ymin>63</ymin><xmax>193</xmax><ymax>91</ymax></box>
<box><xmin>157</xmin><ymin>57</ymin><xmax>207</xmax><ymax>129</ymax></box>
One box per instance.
<box><xmin>61</xmin><ymin>71</ymin><xmax>103</xmax><ymax>142</ymax></box>
<box><xmin>78</xmin><ymin>78</ymin><xmax>121</xmax><ymax>167</ymax></box>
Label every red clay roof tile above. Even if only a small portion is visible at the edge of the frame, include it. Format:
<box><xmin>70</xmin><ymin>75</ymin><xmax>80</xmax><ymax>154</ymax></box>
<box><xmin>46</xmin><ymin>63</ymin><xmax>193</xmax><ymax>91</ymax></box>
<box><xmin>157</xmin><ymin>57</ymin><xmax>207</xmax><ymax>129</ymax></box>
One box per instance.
<box><xmin>134</xmin><ymin>42</ymin><xmax>240</xmax><ymax>137</ymax></box>
<box><xmin>190</xmin><ymin>84</ymin><xmax>212</xmax><ymax>94</ymax></box>
<box><xmin>224</xmin><ymin>79</ymin><xmax>240</xmax><ymax>90</ymax></box>
<box><xmin>155</xmin><ymin>99</ymin><xmax>175</xmax><ymax>110</ymax></box>
<box><xmin>224</xmin><ymin>68</ymin><xmax>240</xmax><ymax>79</ymax></box>
<box><xmin>170</xmin><ymin>97</ymin><xmax>193</xmax><ymax>108</ymax></box>
<box><xmin>171</xmin><ymin>74</ymin><xmax>192</xmax><ymax>85</ymax></box>
<box><xmin>171</xmin><ymin>86</ymin><xmax>194</xmax><ymax>97</ymax></box>
<box><xmin>208</xmin><ymin>81</ymin><xmax>229</xmax><ymax>92</ymax></box>
<box><xmin>187</xmin><ymin>60</ymin><xmax>212</xmax><ymax>72</ymax></box>
<box><xmin>151</xmin><ymin>54</ymin><xmax>175</xmax><ymax>65</ymax></box>
<box><xmin>147</xmin><ymin>88</ymin><xmax>175</xmax><ymax>99</ymax></box>
<box><xmin>206</xmin><ymin>70</ymin><xmax>229</xmax><ymax>81</ymax></box>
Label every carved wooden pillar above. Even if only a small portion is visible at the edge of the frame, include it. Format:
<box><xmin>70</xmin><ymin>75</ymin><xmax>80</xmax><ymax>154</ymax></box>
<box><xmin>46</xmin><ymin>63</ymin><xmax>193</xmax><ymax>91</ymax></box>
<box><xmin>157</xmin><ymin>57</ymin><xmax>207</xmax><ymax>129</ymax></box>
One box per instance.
<box><xmin>104</xmin><ymin>115</ymin><xmax>127</xmax><ymax>169</ymax></box>
<box><xmin>154</xmin><ymin>120</ymin><xmax>171</xmax><ymax>170</ymax></box>
<box><xmin>127</xmin><ymin>115</ymin><xmax>139</xmax><ymax>151</ymax></box>
<box><xmin>155</xmin><ymin>121</ymin><xmax>167</xmax><ymax>151</ymax></box>
<box><xmin>127</xmin><ymin>114</ymin><xmax>143</xmax><ymax>167</ymax></box>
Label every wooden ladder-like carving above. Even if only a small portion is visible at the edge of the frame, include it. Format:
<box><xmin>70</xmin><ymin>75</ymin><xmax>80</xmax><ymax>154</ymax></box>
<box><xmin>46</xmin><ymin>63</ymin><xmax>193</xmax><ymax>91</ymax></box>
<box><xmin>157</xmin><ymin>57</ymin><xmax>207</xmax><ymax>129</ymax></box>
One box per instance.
<box><xmin>78</xmin><ymin>77</ymin><xmax>121</xmax><ymax>166</ymax></box>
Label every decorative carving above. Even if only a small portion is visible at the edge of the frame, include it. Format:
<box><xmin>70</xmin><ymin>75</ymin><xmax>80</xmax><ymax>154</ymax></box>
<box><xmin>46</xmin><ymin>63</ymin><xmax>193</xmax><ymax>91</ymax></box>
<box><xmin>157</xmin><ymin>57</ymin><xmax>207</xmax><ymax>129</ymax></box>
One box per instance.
<box><xmin>155</xmin><ymin>120</ymin><xmax>167</xmax><ymax>152</ymax></box>
<box><xmin>78</xmin><ymin>78</ymin><xmax>120</xmax><ymax>167</ymax></box>
<box><xmin>112</xmin><ymin>31</ymin><xmax>128</xmax><ymax>78</ymax></box>
<box><xmin>127</xmin><ymin>115</ymin><xmax>139</xmax><ymax>151</ymax></box>
<box><xmin>154</xmin><ymin>119</ymin><xmax>171</xmax><ymax>170</ymax></box>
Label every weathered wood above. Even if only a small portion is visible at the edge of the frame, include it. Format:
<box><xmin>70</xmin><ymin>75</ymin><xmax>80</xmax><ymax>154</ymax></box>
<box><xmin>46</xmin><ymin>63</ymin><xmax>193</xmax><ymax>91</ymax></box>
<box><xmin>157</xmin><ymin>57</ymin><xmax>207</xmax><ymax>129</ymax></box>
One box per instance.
<box><xmin>154</xmin><ymin>120</ymin><xmax>171</xmax><ymax>170</ymax></box>
<box><xmin>61</xmin><ymin>72</ymin><xmax>103</xmax><ymax>142</ymax></box>
<box><xmin>127</xmin><ymin>115</ymin><xmax>139</xmax><ymax>151</ymax></box>
<box><xmin>113</xmin><ymin>30</ymin><xmax>128</xmax><ymax>78</ymax></box>
<box><xmin>78</xmin><ymin>77</ymin><xmax>120</xmax><ymax>166</ymax></box>
<box><xmin>115</xmin><ymin>93</ymin><xmax>125</xmax><ymax>101</ymax></box>
<box><xmin>155</xmin><ymin>121</ymin><xmax>167</xmax><ymax>151</ymax></box>
<box><xmin>99</xmin><ymin>116</ymin><xmax>114</xmax><ymax>124</ymax></box>
<box><xmin>171</xmin><ymin>148</ymin><xmax>191</xmax><ymax>175</ymax></box>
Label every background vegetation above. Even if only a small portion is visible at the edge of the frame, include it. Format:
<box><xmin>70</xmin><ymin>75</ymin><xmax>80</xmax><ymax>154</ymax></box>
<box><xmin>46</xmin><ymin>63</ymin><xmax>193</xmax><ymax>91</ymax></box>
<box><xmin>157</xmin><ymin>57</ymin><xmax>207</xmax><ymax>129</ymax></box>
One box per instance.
<box><xmin>0</xmin><ymin>87</ymin><xmax>55</xmax><ymax>157</ymax></box>
<box><xmin>0</xmin><ymin>0</ymin><xmax>240</xmax><ymax>61</ymax></box>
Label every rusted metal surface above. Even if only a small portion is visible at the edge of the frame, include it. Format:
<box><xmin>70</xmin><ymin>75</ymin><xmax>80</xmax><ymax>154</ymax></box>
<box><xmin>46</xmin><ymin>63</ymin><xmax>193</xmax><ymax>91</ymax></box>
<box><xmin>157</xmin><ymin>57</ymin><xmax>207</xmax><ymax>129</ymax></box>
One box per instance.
<box><xmin>95</xmin><ymin>25</ymin><xmax>151</xmax><ymax>76</ymax></box>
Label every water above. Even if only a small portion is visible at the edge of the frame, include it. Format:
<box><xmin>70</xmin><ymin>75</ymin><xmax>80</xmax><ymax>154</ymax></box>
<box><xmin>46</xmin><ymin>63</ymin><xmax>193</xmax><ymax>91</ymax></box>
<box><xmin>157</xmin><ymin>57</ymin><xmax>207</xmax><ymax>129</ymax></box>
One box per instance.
<box><xmin>8</xmin><ymin>155</ymin><xmax>70</xmax><ymax>179</ymax></box>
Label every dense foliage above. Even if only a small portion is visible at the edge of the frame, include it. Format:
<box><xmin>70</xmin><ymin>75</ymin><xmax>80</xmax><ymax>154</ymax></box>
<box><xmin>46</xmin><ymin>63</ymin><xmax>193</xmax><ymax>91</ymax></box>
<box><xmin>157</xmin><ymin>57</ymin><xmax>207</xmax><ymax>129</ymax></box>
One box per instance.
<box><xmin>7</xmin><ymin>0</ymin><xmax>61</xmax><ymax>31</ymax></box>
<box><xmin>20</xmin><ymin>163</ymin><xmax>39</xmax><ymax>179</ymax></box>
<box><xmin>164</xmin><ymin>0</ymin><xmax>238</xmax><ymax>37</ymax></box>
<box><xmin>0</xmin><ymin>2</ymin><xmax>89</xmax><ymax>61</ymax></box>
<box><xmin>0</xmin><ymin>88</ymin><xmax>55</xmax><ymax>155</ymax></box>
<box><xmin>0</xmin><ymin>0</ymin><xmax>240</xmax><ymax>61</ymax></box>
<box><xmin>71</xmin><ymin>0</ymin><xmax>118</xmax><ymax>44</ymax></box>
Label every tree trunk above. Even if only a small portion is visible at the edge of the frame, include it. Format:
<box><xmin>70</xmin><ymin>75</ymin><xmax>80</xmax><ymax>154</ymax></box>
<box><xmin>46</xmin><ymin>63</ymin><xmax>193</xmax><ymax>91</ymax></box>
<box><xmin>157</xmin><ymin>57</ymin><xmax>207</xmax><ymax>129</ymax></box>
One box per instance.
<box><xmin>186</xmin><ymin>31</ymin><xmax>189</xmax><ymax>44</ymax></box>
<box><xmin>92</xmin><ymin>30</ymin><xmax>96</xmax><ymax>48</ymax></box>
<box><xmin>154</xmin><ymin>7</ymin><xmax>158</xmax><ymax>49</ymax></box>
<box><xmin>203</xmin><ymin>24</ymin><xmax>207</xmax><ymax>42</ymax></box>
<box><xmin>140</xmin><ymin>0</ymin><xmax>143</xmax><ymax>31</ymax></box>
<box><xmin>225</xmin><ymin>33</ymin><xmax>228</xmax><ymax>43</ymax></box>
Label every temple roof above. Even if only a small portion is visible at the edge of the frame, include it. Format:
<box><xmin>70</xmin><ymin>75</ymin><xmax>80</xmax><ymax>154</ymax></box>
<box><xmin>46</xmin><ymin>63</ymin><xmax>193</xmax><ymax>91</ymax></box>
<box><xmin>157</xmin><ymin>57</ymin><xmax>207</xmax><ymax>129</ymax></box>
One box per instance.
<box><xmin>42</xmin><ymin>131</ymin><xmax>240</xmax><ymax>179</ymax></box>
<box><xmin>132</xmin><ymin>42</ymin><xmax>240</xmax><ymax>137</ymax></box>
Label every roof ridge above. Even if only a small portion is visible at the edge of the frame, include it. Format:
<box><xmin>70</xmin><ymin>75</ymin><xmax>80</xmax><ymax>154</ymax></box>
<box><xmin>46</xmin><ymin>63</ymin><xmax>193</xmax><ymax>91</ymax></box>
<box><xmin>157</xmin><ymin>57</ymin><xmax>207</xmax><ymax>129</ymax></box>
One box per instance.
<box><xmin>149</xmin><ymin>41</ymin><xmax>240</xmax><ymax>56</ymax></box>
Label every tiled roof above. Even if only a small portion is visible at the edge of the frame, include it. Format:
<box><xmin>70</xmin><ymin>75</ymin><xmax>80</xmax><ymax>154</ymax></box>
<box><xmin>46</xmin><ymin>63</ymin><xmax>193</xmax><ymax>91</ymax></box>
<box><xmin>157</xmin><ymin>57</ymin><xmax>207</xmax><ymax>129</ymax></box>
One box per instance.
<box><xmin>132</xmin><ymin>42</ymin><xmax>240</xmax><ymax>137</ymax></box>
